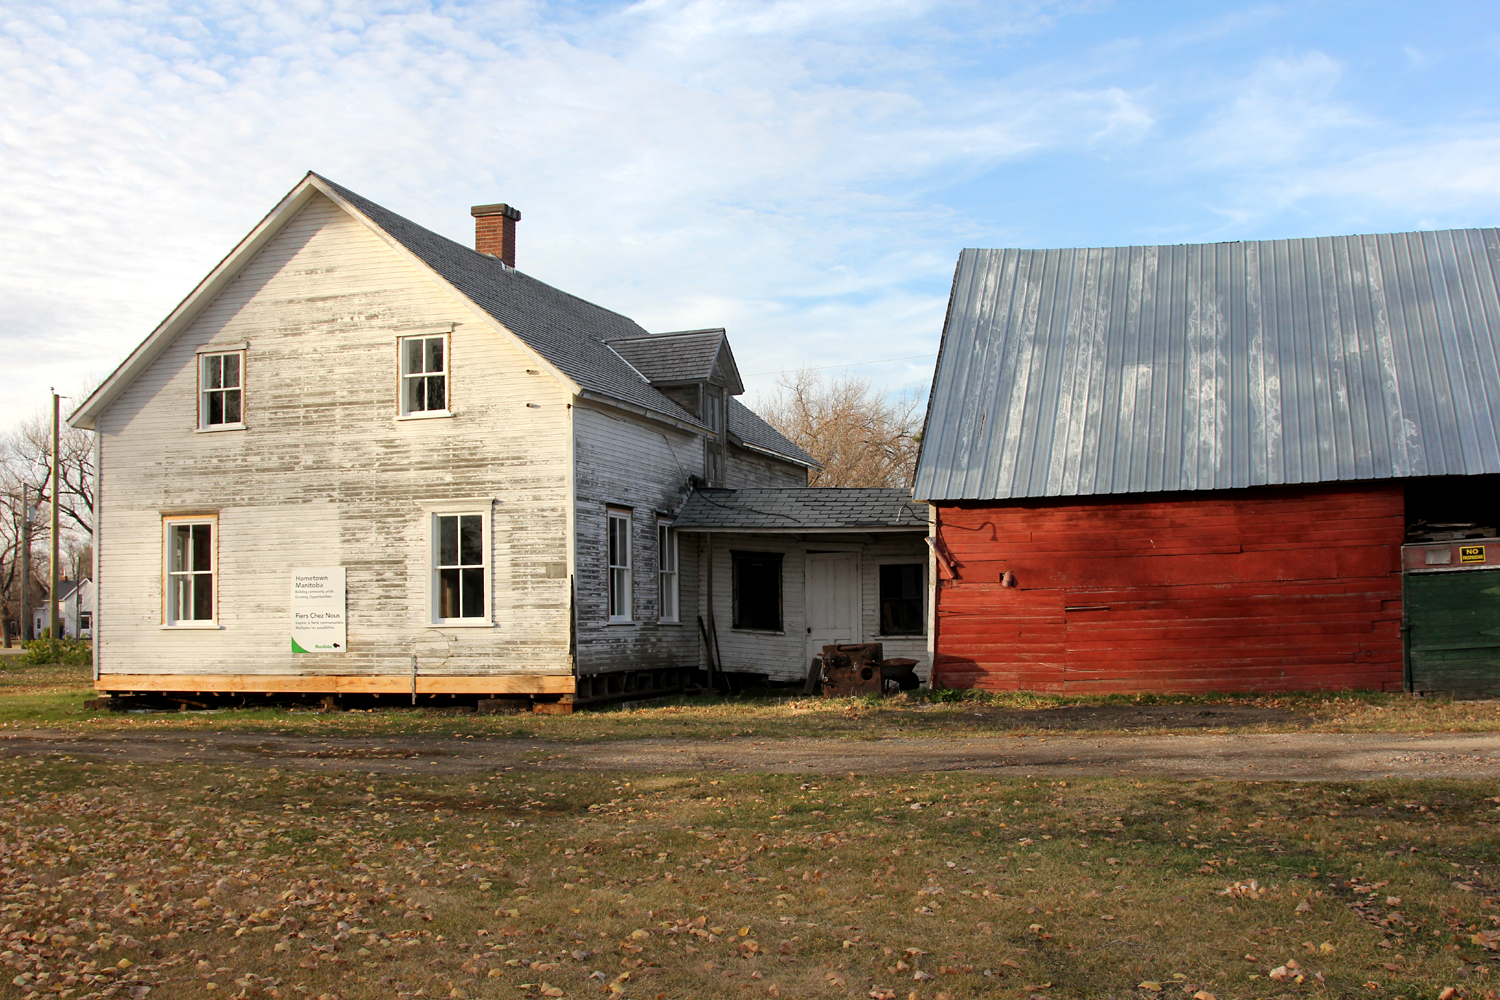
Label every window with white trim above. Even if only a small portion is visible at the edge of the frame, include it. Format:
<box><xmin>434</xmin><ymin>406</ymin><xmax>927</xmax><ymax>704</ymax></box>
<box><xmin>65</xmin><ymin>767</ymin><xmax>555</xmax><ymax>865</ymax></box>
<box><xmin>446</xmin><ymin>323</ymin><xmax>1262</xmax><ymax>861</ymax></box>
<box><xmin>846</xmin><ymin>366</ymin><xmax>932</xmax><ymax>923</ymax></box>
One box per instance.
<box><xmin>658</xmin><ymin>520</ymin><xmax>678</xmax><ymax>623</ymax></box>
<box><xmin>199</xmin><ymin>352</ymin><xmax>244</xmax><ymax>428</ymax></box>
<box><xmin>400</xmin><ymin>334</ymin><xmax>448</xmax><ymax>415</ymax></box>
<box><xmin>164</xmin><ymin>517</ymin><xmax>216</xmax><ymax>624</ymax></box>
<box><xmin>433</xmin><ymin>512</ymin><xmax>488</xmax><ymax>623</ymax></box>
<box><xmin>607</xmin><ymin>508</ymin><xmax>632</xmax><ymax>622</ymax></box>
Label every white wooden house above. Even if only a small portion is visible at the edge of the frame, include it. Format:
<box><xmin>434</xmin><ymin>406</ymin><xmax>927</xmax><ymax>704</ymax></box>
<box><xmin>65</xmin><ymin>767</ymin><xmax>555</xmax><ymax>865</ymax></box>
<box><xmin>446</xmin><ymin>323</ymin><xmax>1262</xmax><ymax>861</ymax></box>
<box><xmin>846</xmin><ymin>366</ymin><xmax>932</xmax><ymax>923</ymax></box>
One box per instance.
<box><xmin>33</xmin><ymin>579</ymin><xmax>95</xmax><ymax>640</ymax></box>
<box><xmin>70</xmin><ymin>173</ymin><xmax>829</xmax><ymax>706</ymax></box>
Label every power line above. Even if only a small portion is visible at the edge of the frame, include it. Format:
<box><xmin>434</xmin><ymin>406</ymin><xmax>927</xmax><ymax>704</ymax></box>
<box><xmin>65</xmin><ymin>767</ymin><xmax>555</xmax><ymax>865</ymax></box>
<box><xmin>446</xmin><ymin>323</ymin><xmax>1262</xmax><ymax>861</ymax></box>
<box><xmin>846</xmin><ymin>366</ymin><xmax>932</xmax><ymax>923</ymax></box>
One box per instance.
<box><xmin>745</xmin><ymin>352</ymin><xmax>937</xmax><ymax>378</ymax></box>
<box><xmin>0</xmin><ymin>387</ymin><xmax>49</xmax><ymax>408</ymax></box>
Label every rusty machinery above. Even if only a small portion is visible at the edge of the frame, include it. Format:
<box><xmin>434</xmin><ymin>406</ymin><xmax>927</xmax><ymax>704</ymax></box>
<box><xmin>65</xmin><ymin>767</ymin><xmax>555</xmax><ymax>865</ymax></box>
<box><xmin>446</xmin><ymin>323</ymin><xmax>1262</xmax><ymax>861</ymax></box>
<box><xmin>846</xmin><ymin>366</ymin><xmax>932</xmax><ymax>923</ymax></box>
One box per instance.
<box><xmin>817</xmin><ymin>642</ymin><xmax>921</xmax><ymax>696</ymax></box>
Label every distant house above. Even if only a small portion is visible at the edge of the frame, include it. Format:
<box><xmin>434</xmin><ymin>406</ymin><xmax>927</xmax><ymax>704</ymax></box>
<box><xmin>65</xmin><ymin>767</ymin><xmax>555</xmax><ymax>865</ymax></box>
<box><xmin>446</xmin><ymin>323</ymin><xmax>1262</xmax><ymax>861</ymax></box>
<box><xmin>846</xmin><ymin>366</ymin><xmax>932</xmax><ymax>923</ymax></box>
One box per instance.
<box><xmin>34</xmin><ymin>579</ymin><xmax>94</xmax><ymax>640</ymax></box>
<box><xmin>914</xmin><ymin>230</ymin><xmax>1500</xmax><ymax>694</ymax></box>
<box><xmin>70</xmin><ymin>173</ymin><xmax>840</xmax><ymax>706</ymax></box>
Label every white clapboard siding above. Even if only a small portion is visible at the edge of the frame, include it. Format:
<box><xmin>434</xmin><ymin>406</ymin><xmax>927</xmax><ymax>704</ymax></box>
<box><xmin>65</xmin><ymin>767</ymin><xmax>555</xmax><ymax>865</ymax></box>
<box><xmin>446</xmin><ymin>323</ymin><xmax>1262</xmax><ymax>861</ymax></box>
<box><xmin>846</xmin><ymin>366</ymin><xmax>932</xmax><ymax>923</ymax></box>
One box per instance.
<box><xmin>700</xmin><ymin>535</ymin><xmax>929</xmax><ymax>682</ymax></box>
<box><xmin>571</xmin><ymin>402</ymin><xmax>703</xmax><ymax>674</ymax></box>
<box><xmin>725</xmin><ymin>448</ymin><xmax>808</xmax><ymax>489</ymax></box>
<box><xmin>95</xmin><ymin>192</ymin><xmax>572</xmax><ymax>678</ymax></box>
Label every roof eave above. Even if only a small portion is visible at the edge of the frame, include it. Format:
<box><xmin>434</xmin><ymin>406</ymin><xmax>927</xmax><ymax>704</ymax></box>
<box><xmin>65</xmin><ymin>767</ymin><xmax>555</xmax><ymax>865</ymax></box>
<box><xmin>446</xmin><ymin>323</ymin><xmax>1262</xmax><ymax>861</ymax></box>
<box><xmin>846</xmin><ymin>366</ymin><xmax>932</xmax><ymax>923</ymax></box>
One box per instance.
<box><xmin>731</xmin><ymin>437</ymin><xmax>820</xmax><ymax>469</ymax></box>
<box><xmin>576</xmin><ymin>390</ymin><xmax>709</xmax><ymax>434</ymax></box>
<box><xmin>71</xmin><ymin>173</ymin><xmax>329</xmax><ymax>429</ymax></box>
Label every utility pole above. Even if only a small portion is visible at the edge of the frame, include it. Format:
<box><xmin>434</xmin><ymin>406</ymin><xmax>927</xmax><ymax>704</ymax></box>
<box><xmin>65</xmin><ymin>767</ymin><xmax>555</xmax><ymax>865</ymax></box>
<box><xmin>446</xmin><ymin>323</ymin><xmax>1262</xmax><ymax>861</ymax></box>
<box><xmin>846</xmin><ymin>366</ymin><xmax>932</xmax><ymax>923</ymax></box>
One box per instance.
<box><xmin>49</xmin><ymin>390</ymin><xmax>60</xmax><ymax>640</ymax></box>
<box><xmin>19</xmin><ymin>484</ymin><xmax>32</xmax><ymax>643</ymax></box>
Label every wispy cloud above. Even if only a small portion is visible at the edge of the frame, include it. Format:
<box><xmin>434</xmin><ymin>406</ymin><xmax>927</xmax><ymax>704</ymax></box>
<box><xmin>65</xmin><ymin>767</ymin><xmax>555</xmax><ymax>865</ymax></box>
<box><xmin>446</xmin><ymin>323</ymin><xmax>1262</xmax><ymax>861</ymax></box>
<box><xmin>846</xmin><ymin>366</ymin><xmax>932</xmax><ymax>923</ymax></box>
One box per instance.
<box><xmin>3</xmin><ymin>2</ymin><xmax>1500</xmax><ymax>431</ymax></box>
<box><xmin>0</xmin><ymin>0</ymin><xmax>1145</xmax><ymax>424</ymax></box>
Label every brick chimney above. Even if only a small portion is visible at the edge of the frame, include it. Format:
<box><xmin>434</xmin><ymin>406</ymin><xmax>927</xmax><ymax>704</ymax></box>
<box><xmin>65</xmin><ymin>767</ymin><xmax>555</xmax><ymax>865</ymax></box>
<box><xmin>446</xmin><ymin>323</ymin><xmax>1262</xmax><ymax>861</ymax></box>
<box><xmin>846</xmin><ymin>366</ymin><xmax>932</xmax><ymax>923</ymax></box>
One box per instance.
<box><xmin>470</xmin><ymin>203</ymin><xmax>521</xmax><ymax>267</ymax></box>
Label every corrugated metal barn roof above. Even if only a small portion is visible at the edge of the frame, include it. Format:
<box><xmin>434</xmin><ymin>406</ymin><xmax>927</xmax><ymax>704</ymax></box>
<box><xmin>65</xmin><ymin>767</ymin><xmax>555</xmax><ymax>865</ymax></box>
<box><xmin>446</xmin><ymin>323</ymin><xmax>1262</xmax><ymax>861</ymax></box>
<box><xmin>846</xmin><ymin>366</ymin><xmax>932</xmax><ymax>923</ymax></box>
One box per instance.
<box><xmin>914</xmin><ymin>229</ymin><xmax>1500</xmax><ymax>501</ymax></box>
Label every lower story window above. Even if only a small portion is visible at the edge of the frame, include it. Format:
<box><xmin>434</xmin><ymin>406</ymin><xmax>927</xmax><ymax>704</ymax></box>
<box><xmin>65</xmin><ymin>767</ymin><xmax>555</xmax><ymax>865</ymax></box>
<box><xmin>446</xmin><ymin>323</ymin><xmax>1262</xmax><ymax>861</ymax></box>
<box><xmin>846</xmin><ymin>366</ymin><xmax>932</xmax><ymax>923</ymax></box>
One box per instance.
<box><xmin>879</xmin><ymin>563</ymin><xmax>924</xmax><ymax>635</ymax></box>
<box><xmin>165</xmin><ymin>517</ymin><xmax>216</xmax><ymax>624</ymax></box>
<box><xmin>434</xmin><ymin>512</ymin><xmax>487</xmax><ymax>621</ymax></box>
<box><xmin>732</xmin><ymin>551</ymin><xmax>782</xmax><ymax>631</ymax></box>
<box><xmin>608</xmin><ymin>509</ymin><xmax>632</xmax><ymax>622</ymax></box>
<box><xmin>658</xmin><ymin>521</ymin><xmax>678</xmax><ymax>622</ymax></box>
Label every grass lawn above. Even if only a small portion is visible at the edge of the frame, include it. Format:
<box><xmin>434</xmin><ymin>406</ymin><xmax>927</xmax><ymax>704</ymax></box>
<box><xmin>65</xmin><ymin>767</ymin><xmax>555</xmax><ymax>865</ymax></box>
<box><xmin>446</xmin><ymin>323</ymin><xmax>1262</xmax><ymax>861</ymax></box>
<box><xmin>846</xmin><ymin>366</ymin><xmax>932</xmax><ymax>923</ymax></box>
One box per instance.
<box><xmin>2</xmin><ymin>758</ymin><xmax>1499</xmax><ymax>1000</ymax></box>
<box><xmin>3</xmin><ymin>663</ymin><xmax>1500</xmax><ymax>738</ymax></box>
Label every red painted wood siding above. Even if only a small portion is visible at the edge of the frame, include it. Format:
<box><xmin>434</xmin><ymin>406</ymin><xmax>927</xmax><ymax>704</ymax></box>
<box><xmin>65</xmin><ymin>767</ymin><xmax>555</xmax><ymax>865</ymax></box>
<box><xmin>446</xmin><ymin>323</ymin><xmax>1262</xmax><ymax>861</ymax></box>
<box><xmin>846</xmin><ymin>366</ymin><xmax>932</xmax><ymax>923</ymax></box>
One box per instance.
<box><xmin>933</xmin><ymin>484</ymin><xmax>1405</xmax><ymax>694</ymax></box>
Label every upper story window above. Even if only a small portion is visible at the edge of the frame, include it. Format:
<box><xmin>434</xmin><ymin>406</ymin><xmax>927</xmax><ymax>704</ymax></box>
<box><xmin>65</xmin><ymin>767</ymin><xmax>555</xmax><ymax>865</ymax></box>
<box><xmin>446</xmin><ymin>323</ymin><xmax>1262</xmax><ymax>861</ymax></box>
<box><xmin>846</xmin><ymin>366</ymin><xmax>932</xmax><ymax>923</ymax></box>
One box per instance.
<box><xmin>199</xmin><ymin>351</ymin><xmax>244</xmax><ymax>429</ymax></box>
<box><xmin>164</xmin><ymin>516</ymin><xmax>216</xmax><ymax>625</ymax></box>
<box><xmin>703</xmin><ymin>386</ymin><xmax>723</xmax><ymax>434</ymax></box>
<box><xmin>703</xmin><ymin>385</ymin><xmax>726</xmax><ymax>486</ymax></box>
<box><xmin>400</xmin><ymin>334</ymin><xmax>448</xmax><ymax>416</ymax></box>
<box><xmin>607</xmin><ymin>508</ymin><xmax>633</xmax><ymax>623</ymax></box>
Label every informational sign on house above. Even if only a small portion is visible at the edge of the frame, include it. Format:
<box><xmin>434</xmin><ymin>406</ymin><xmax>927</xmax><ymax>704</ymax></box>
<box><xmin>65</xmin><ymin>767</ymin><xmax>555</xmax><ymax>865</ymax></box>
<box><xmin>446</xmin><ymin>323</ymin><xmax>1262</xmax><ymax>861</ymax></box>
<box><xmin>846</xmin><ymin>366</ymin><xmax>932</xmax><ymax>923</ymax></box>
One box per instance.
<box><xmin>291</xmin><ymin>568</ymin><xmax>347</xmax><ymax>654</ymax></box>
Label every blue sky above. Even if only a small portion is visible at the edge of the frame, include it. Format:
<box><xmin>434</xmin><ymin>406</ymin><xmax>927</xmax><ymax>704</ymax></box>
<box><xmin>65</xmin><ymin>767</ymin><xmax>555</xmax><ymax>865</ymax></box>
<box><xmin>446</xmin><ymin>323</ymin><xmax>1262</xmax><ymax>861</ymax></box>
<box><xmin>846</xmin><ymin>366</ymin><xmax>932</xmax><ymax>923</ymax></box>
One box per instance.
<box><xmin>4</xmin><ymin>0</ymin><xmax>1500</xmax><ymax>430</ymax></box>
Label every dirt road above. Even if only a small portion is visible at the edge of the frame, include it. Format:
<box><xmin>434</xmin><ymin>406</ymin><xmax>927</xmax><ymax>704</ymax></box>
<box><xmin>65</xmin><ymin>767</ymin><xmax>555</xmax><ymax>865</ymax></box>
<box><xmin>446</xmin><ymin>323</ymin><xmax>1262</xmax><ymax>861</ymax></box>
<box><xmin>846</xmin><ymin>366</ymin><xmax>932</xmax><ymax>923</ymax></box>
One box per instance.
<box><xmin>4</xmin><ymin>729</ymin><xmax>1500</xmax><ymax>780</ymax></box>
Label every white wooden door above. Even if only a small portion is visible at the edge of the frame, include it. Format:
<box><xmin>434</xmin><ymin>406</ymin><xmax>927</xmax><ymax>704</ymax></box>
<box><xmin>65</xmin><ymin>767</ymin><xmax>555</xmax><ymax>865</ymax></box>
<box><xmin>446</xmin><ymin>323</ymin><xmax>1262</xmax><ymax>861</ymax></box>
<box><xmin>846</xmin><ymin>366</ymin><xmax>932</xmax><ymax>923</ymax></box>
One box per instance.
<box><xmin>805</xmin><ymin>552</ymin><xmax>860</xmax><ymax>664</ymax></box>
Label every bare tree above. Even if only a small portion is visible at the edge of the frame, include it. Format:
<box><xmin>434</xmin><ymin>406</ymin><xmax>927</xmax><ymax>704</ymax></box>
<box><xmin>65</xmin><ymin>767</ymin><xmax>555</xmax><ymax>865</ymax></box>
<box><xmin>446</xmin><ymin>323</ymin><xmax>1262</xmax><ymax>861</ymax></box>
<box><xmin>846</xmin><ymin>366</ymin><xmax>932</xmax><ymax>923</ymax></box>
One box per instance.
<box><xmin>756</xmin><ymin>369</ymin><xmax>923</xmax><ymax>488</ymax></box>
<box><xmin>0</xmin><ymin>393</ymin><xmax>96</xmax><ymax>640</ymax></box>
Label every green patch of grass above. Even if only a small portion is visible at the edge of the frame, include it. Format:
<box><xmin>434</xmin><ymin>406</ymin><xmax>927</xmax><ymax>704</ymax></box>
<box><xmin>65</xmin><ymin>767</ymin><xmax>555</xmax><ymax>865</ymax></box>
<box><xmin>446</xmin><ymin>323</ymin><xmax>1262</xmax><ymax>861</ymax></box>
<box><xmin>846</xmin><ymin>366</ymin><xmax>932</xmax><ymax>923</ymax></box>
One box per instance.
<box><xmin>2</xmin><ymin>760</ymin><xmax>1498</xmax><ymax>1000</ymax></box>
<box><xmin>0</xmin><ymin>661</ymin><xmax>95</xmax><ymax>725</ymax></box>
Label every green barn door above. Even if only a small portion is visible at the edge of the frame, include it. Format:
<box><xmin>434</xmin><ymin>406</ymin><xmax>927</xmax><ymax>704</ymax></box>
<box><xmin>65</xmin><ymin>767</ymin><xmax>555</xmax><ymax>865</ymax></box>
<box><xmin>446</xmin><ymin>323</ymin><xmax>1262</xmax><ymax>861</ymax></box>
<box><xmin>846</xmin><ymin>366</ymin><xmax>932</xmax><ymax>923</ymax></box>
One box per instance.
<box><xmin>1405</xmin><ymin>570</ymin><xmax>1500</xmax><ymax>696</ymax></box>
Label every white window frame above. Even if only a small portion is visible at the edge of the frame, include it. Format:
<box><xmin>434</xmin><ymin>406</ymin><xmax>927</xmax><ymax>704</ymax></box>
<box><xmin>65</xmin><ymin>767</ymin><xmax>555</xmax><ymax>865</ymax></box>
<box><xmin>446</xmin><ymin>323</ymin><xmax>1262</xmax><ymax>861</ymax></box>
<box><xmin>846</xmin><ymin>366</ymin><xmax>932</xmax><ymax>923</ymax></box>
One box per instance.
<box><xmin>657</xmin><ymin>519</ymin><xmax>679</xmax><ymax>624</ymax></box>
<box><xmin>162</xmin><ymin>515</ymin><xmax>219</xmax><ymax>628</ymax></box>
<box><xmin>607</xmin><ymin>508</ymin><xmax>633</xmax><ymax>623</ymax></box>
<box><xmin>397</xmin><ymin>331</ymin><xmax>452</xmax><ymax>419</ymax></box>
<box><xmin>197</xmin><ymin>349</ymin><xmax>246</xmax><ymax>431</ymax></box>
<box><xmin>427</xmin><ymin>504</ymin><xmax>493</xmax><ymax>627</ymax></box>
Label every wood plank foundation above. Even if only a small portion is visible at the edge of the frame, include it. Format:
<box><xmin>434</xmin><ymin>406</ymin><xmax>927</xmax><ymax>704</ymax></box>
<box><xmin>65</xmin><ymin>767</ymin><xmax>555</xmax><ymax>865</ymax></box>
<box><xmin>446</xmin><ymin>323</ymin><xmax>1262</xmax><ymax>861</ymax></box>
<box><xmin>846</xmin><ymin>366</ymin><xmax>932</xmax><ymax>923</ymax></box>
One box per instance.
<box><xmin>95</xmin><ymin>674</ymin><xmax>576</xmax><ymax>696</ymax></box>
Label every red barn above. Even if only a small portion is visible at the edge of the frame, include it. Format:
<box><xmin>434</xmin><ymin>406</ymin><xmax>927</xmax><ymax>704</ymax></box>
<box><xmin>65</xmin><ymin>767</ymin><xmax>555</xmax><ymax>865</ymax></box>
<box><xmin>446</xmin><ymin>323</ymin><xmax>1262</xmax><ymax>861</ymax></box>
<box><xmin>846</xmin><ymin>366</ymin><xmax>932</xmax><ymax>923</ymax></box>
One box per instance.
<box><xmin>913</xmin><ymin>232</ymin><xmax>1500</xmax><ymax>694</ymax></box>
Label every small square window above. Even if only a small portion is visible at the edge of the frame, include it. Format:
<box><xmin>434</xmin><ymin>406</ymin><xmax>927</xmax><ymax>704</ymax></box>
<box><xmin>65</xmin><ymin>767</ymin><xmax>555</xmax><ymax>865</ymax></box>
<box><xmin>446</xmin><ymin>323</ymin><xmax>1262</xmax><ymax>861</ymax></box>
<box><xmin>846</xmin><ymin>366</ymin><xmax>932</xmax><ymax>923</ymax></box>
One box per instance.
<box><xmin>879</xmin><ymin>563</ymin><xmax>924</xmax><ymax>636</ymax></box>
<box><xmin>199</xmin><ymin>352</ymin><xmax>244</xmax><ymax>428</ymax></box>
<box><xmin>164</xmin><ymin>517</ymin><xmax>216</xmax><ymax>624</ymax></box>
<box><xmin>732</xmin><ymin>551</ymin><xmax>782</xmax><ymax>631</ymax></box>
<box><xmin>400</xmin><ymin>334</ymin><xmax>448</xmax><ymax>415</ymax></box>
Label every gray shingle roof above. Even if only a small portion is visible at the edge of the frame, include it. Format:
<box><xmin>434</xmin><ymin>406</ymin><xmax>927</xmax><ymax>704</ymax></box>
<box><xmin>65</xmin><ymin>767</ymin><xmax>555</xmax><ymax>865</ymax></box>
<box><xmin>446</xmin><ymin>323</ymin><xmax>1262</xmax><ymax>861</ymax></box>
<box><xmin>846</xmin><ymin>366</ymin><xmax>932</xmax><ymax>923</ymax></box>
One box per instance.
<box><xmin>674</xmin><ymin>488</ymin><xmax>927</xmax><ymax>531</ymax></box>
<box><xmin>322</xmin><ymin>175</ymin><xmax>818</xmax><ymax>468</ymax></box>
<box><xmin>317</xmin><ymin>174</ymin><xmax>704</xmax><ymax>428</ymax></box>
<box><xmin>915</xmin><ymin>230</ymin><xmax>1500</xmax><ymax>501</ymax></box>
<box><xmin>727</xmin><ymin>399</ymin><xmax>818</xmax><ymax>467</ymax></box>
<box><xmin>604</xmin><ymin>329</ymin><xmax>744</xmax><ymax>393</ymax></box>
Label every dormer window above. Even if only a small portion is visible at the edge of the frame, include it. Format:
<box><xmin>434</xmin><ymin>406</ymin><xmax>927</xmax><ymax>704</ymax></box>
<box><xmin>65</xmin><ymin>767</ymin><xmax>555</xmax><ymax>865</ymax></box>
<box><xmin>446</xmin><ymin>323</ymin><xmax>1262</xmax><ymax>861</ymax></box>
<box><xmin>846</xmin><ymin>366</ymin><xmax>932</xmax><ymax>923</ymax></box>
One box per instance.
<box><xmin>704</xmin><ymin>386</ymin><xmax>723</xmax><ymax>434</ymax></box>
<box><xmin>703</xmin><ymin>385</ymin><xmax>726</xmax><ymax>486</ymax></box>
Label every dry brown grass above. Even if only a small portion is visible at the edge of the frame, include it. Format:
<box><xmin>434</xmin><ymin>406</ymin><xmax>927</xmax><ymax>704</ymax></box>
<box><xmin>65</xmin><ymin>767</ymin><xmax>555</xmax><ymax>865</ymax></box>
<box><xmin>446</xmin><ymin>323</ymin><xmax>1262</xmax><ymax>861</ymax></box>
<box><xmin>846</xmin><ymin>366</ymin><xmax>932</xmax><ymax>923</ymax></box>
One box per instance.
<box><xmin>3</xmin><ymin>756</ymin><xmax>1499</xmax><ymax>1000</ymax></box>
<box><xmin>3</xmin><ymin>664</ymin><xmax>1500</xmax><ymax>738</ymax></box>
